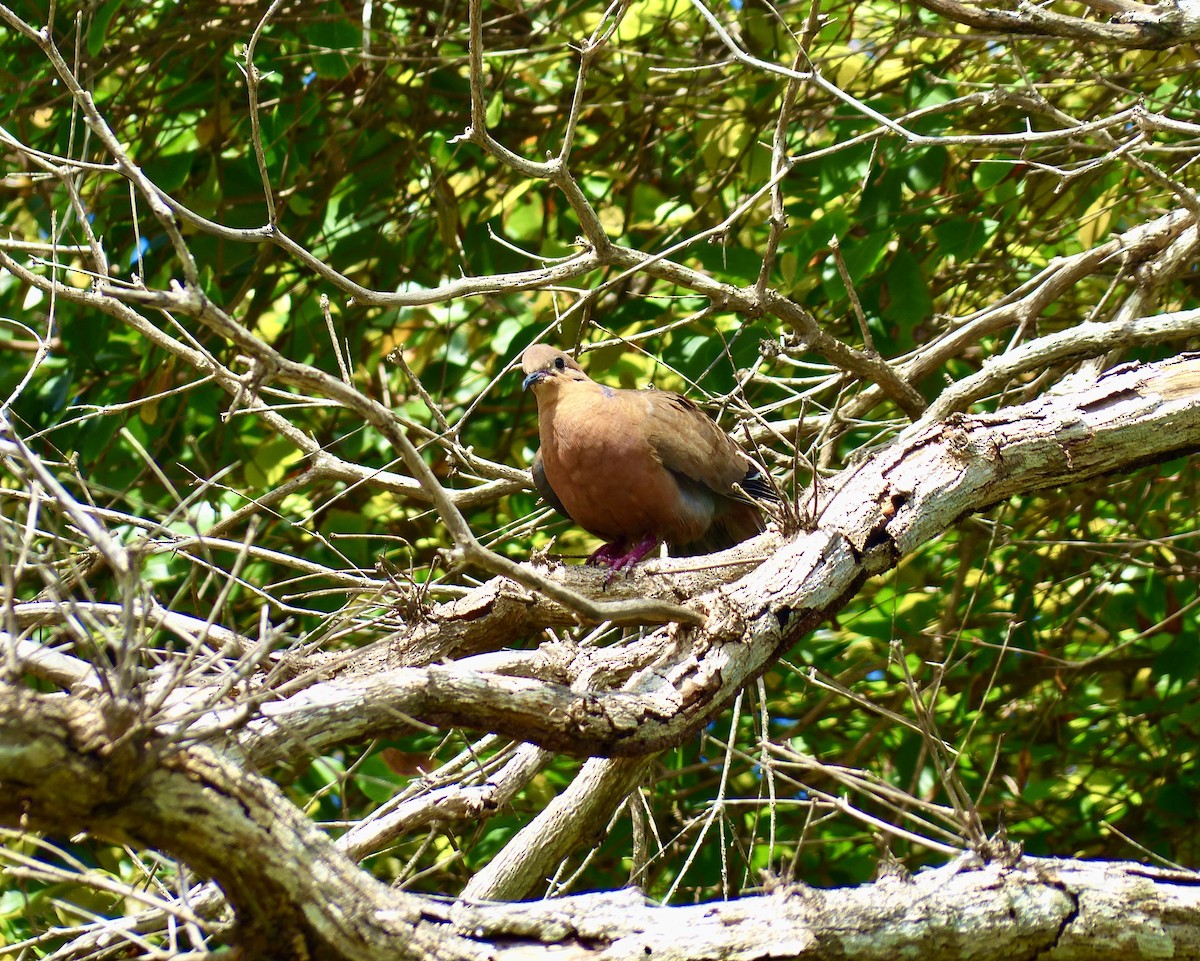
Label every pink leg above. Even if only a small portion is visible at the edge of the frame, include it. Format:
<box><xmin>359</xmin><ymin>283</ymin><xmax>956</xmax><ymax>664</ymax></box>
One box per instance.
<box><xmin>607</xmin><ymin>534</ymin><xmax>660</xmax><ymax>572</ymax></box>
<box><xmin>584</xmin><ymin>536</ymin><xmax>660</xmax><ymax>584</ymax></box>
<box><xmin>586</xmin><ymin>541</ymin><xmax>627</xmax><ymax>566</ymax></box>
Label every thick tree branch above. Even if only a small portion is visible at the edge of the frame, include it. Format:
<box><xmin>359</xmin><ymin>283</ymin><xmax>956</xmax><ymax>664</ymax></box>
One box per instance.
<box><xmin>913</xmin><ymin>0</ymin><xmax>1200</xmax><ymax>48</ymax></box>
<box><xmin>3</xmin><ymin>687</ymin><xmax>1198</xmax><ymax>961</ymax></box>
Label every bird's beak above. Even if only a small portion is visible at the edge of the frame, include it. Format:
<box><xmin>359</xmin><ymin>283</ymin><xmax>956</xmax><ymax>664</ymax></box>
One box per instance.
<box><xmin>522</xmin><ymin>370</ymin><xmax>547</xmax><ymax>391</ymax></box>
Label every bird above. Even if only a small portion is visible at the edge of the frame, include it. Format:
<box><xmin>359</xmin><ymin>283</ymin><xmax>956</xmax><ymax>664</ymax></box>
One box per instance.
<box><xmin>520</xmin><ymin>344</ymin><xmax>774</xmax><ymax>573</ymax></box>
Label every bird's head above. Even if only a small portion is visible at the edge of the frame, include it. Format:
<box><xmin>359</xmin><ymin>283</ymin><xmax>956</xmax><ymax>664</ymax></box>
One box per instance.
<box><xmin>520</xmin><ymin>345</ymin><xmax>587</xmax><ymax>391</ymax></box>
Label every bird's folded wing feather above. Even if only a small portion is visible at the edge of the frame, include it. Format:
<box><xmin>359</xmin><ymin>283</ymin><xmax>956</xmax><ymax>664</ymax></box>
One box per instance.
<box><xmin>638</xmin><ymin>391</ymin><xmax>756</xmax><ymax>497</ymax></box>
<box><xmin>531</xmin><ymin>450</ymin><xmax>573</xmax><ymax>520</ymax></box>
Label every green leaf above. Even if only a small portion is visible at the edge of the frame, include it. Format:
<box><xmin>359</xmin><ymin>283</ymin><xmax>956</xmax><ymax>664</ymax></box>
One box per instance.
<box><xmin>882</xmin><ymin>247</ymin><xmax>933</xmax><ymax>327</ymax></box>
<box><xmin>88</xmin><ymin>0</ymin><xmax>124</xmax><ymax>58</ymax></box>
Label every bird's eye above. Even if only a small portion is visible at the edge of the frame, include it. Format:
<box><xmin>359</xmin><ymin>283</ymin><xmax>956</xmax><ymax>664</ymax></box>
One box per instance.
<box><xmin>554</xmin><ymin>356</ymin><xmax>565</xmax><ymax>370</ymax></box>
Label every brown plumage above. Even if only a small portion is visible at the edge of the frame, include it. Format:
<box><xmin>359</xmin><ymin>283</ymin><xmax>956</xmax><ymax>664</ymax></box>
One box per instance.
<box><xmin>520</xmin><ymin>344</ymin><xmax>774</xmax><ymax>572</ymax></box>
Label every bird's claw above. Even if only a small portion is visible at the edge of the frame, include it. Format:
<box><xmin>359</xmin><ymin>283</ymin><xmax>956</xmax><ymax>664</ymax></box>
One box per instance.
<box><xmin>586</xmin><ymin>535</ymin><xmax>660</xmax><ymax>584</ymax></box>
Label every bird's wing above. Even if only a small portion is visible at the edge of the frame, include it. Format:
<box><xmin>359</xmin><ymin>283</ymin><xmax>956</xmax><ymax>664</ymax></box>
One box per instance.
<box><xmin>639</xmin><ymin>391</ymin><xmax>758</xmax><ymax>497</ymax></box>
<box><xmin>531</xmin><ymin>449</ymin><xmax>573</xmax><ymax>521</ymax></box>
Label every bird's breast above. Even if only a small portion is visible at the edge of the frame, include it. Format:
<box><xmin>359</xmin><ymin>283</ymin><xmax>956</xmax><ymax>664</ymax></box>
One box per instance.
<box><xmin>537</xmin><ymin>396</ymin><xmax>714</xmax><ymax>545</ymax></box>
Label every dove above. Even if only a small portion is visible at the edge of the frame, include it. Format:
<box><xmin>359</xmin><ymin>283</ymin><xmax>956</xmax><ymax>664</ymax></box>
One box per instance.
<box><xmin>521</xmin><ymin>344</ymin><xmax>773</xmax><ymax>572</ymax></box>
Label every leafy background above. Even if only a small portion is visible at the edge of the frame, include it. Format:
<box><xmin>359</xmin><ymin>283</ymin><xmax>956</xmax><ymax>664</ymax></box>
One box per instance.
<box><xmin>1</xmin><ymin>0</ymin><xmax>1198</xmax><ymax>945</ymax></box>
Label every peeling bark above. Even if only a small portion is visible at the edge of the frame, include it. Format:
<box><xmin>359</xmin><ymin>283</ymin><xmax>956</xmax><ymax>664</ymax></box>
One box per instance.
<box><xmin>3</xmin><ymin>689</ymin><xmax>1198</xmax><ymax>961</ymax></box>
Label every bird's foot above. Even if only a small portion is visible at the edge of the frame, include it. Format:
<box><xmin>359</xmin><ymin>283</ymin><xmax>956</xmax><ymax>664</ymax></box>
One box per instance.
<box><xmin>609</xmin><ymin>534</ymin><xmax>660</xmax><ymax>571</ymax></box>
<box><xmin>586</xmin><ymin>535</ymin><xmax>660</xmax><ymax>584</ymax></box>
<box><xmin>585</xmin><ymin>541</ymin><xmax>627</xmax><ymax>567</ymax></box>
